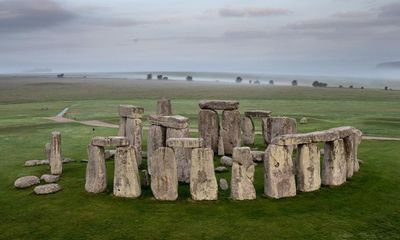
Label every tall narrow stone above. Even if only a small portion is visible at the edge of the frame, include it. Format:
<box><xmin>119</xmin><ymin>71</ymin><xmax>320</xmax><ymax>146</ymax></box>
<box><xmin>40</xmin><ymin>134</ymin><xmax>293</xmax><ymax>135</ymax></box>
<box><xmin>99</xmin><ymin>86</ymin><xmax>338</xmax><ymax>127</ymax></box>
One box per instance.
<box><xmin>166</xmin><ymin>127</ymin><xmax>191</xmax><ymax>183</ymax></box>
<box><xmin>343</xmin><ymin>135</ymin><xmax>355</xmax><ymax>179</ymax></box>
<box><xmin>198</xmin><ymin>109</ymin><xmax>219</xmax><ymax>153</ymax></box>
<box><xmin>150</xmin><ymin>147</ymin><xmax>178</xmax><ymax>201</ymax></box>
<box><xmin>45</xmin><ymin>142</ymin><xmax>51</xmax><ymax>160</ymax></box>
<box><xmin>241</xmin><ymin>116</ymin><xmax>255</xmax><ymax>145</ymax></box>
<box><xmin>264</xmin><ymin>144</ymin><xmax>296</xmax><ymax>198</ymax></box>
<box><xmin>190</xmin><ymin>148</ymin><xmax>218</xmax><ymax>201</ymax></box>
<box><xmin>157</xmin><ymin>98</ymin><xmax>172</xmax><ymax>115</ymax></box>
<box><xmin>114</xmin><ymin>146</ymin><xmax>141</xmax><ymax>198</ymax></box>
<box><xmin>147</xmin><ymin>125</ymin><xmax>166</xmax><ymax>175</ymax></box>
<box><xmin>295</xmin><ymin>143</ymin><xmax>321</xmax><ymax>192</ymax></box>
<box><xmin>125</xmin><ymin>118</ymin><xmax>143</xmax><ymax>165</ymax></box>
<box><xmin>353</xmin><ymin>131</ymin><xmax>362</xmax><ymax>172</ymax></box>
<box><xmin>118</xmin><ymin>117</ymin><xmax>127</xmax><ymax>136</ymax></box>
<box><xmin>50</xmin><ymin>131</ymin><xmax>62</xmax><ymax>175</ymax></box>
<box><xmin>221</xmin><ymin>110</ymin><xmax>241</xmax><ymax>155</ymax></box>
<box><xmin>263</xmin><ymin>117</ymin><xmax>297</xmax><ymax>144</ymax></box>
<box><xmin>85</xmin><ymin>145</ymin><xmax>107</xmax><ymax>193</ymax></box>
<box><xmin>231</xmin><ymin>147</ymin><xmax>256</xmax><ymax>200</ymax></box>
<box><xmin>322</xmin><ymin>139</ymin><xmax>346</xmax><ymax>186</ymax></box>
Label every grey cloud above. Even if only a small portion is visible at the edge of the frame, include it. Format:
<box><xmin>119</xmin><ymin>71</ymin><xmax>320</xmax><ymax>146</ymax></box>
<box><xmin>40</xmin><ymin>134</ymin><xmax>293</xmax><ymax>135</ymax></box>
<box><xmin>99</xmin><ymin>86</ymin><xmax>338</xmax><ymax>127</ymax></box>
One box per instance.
<box><xmin>219</xmin><ymin>7</ymin><xmax>290</xmax><ymax>18</ymax></box>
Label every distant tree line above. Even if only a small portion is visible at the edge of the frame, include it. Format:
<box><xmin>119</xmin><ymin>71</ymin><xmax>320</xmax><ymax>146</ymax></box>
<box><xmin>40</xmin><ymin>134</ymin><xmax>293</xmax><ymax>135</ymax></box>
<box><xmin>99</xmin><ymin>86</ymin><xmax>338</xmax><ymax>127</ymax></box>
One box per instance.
<box><xmin>312</xmin><ymin>81</ymin><xmax>328</xmax><ymax>88</ymax></box>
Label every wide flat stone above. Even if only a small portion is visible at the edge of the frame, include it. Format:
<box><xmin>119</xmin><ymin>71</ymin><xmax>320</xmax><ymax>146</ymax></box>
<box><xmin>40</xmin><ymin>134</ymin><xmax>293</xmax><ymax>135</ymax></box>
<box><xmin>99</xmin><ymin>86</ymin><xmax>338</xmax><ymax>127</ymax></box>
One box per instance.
<box><xmin>40</xmin><ymin>174</ymin><xmax>60</xmax><ymax>183</ymax></box>
<box><xmin>166</xmin><ymin>138</ymin><xmax>204</xmax><ymax>148</ymax></box>
<box><xmin>34</xmin><ymin>183</ymin><xmax>61</xmax><ymax>195</ymax></box>
<box><xmin>244</xmin><ymin>110</ymin><xmax>272</xmax><ymax>118</ymax></box>
<box><xmin>14</xmin><ymin>176</ymin><xmax>40</xmax><ymax>188</ymax></box>
<box><xmin>91</xmin><ymin>136</ymin><xmax>129</xmax><ymax>147</ymax></box>
<box><xmin>149</xmin><ymin>115</ymin><xmax>189</xmax><ymax>129</ymax></box>
<box><xmin>24</xmin><ymin>160</ymin><xmax>49</xmax><ymax>167</ymax></box>
<box><xmin>118</xmin><ymin>105</ymin><xmax>144</xmax><ymax>119</ymax></box>
<box><xmin>199</xmin><ymin>100</ymin><xmax>239</xmax><ymax>110</ymax></box>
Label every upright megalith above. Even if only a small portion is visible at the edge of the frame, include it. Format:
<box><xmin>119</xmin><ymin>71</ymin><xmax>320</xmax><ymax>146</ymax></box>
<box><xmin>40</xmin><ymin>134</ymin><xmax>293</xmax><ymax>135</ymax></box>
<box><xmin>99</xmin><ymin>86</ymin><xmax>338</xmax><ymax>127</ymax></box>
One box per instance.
<box><xmin>353</xmin><ymin>129</ymin><xmax>362</xmax><ymax>172</ymax></box>
<box><xmin>264</xmin><ymin>144</ymin><xmax>296</xmax><ymax>199</ymax></box>
<box><xmin>241</xmin><ymin>116</ymin><xmax>255</xmax><ymax>145</ymax></box>
<box><xmin>198</xmin><ymin>109</ymin><xmax>219</xmax><ymax>152</ymax></box>
<box><xmin>166</xmin><ymin>127</ymin><xmax>191</xmax><ymax>183</ymax></box>
<box><xmin>190</xmin><ymin>148</ymin><xmax>218</xmax><ymax>201</ymax></box>
<box><xmin>295</xmin><ymin>143</ymin><xmax>321</xmax><ymax>192</ymax></box>
<box><xmin>343</xmin><ymin>135</ymin><xmax>355</xmax><ymax>179</ymax></box>
<box><xmin>147</xmin><ymin>125</ymin><xmax>166</xmax><ymax>174</ymax></box>
<box><xmin>114</xmin><ymin>146</ymin><xmax>141</xmax><ymax>198</ymax></box>
<box><xmin>231</xmin><ymin>147</ymin><xmax>256</xmax><ymax>200</ymax></box>
<box><xmin>50</xmin><ymin>131</ymin><xmax>62</xmax><ymax>175</ymax></box>
<box><xmin>322</xmin><ymin>139</ymin><xmax>346</xmax><ymax>186</ymax></box>
<box><xmin>45</xmin><ymin>143</ymin><xmax>51</xmax><ymax>160</ymax></box>
<box><xmin>157</xmin><ymin>98</ymin><xmax>172</xmax><ymax>116</ymax></box>
<box><xmin>85</xmin><ymin>144</ymin><xmax>107</xmax><ymax>193</ymax></box>
<box><xmin>221</xmin><ymin>110</ymin><xmax>241</xmax><ymax>155</ymax></box>
<box><xmin>263</xmin><ymin>117</ymin><xmax>297</xmax><ymax>144</ymax></box>
<box><xmin>150</xmin><ymin>147</ymin><xmax>178</xmax><ymax>201</ymax></box>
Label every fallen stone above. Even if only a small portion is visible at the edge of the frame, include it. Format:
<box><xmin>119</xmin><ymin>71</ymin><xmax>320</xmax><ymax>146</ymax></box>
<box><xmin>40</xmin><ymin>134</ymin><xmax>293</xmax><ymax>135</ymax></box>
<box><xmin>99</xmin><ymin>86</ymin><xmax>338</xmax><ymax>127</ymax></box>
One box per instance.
<box><xmin>231</xmin><ymin>147</ymin><xmax>256</xmax><ymax>200</ymax></box>
<box><xmin>91</xmin><ymin>136</ymin><xmax>129</xmax><ymax>147</ymax></box>
<box><xmin>85</xmin><ymin>145</ymin><xmax>107</xmax><ymax>193</ymax></box>
<box><xmin>24</xmin><ymin>160</ymin><xmax>49</xmax><ymax>167</ymax></box>
<box><xmin>198</xmin><ymin>109</ymin><xmax>219</xmax><ymax>153</ymax></box>
<box><xmin>34</xmin><ymin>183</ymin><xmax>61</xmax><ymax>195</ymax></box>
<box><xmin>199</xmin><ymin>100</ymin><xmax>239</xmax><ymax>110</ymax></box>
<box><xmin>14</xmin><ymin>176</ymin><xmax>40</xmax><ymax>188</ymax></box>
<box><xmin>190</xmin><ymin>148</ymin><xmax>218</xmax><ymax>200</ymax></box>
<box><xmin>322</xmin><ymin>140</ymin><xmax>346</xmax><ymax>186</ymax></box>
<box><xmin>157</xmin><ymin>98</ymin><xmax>172</xmax><ymax>115</ymax></box>
<box><xmin>114</xmin><ymin>146</ymin><xmax>141</xmax><ymax>198</ymax></box>
<box><xmin>147</xmin><ymin>125</ymin><xmax>166</xmax><ymax>175</ymax></box>
<box><xmin>241</xmin><ymin>116</ymin><xmax>255</xmax><ymax>145</ymax></box>
<box><xmin>220</xmin><ymin>156</ymin><xmax>233</xmax><ymax>167</ymax></box>
<box><xmin>149</xmin><ymin>115</ymin><xmax>189</xmax><ymax>129</ymax></box>
<box><xmin>166</xmin><ymin>138</ymin><xmax>204</xmax><ymax>148</ymax></box>
<box><xmin>40</xmin><ymin>174</ymin><xmax>60</xmax><ymax>183</ymax></box>
<box><xmin>166</xmin><ymin>128</ymin><xmax>191</xmax><ymax>183</ymax></box>
<box><xmin>244</xmin><ymin>110</ymin><xmax>272</xmax><ymax>118</ymax></box>
<box><xmin>50</xmin><ymin>131</ymin><xmax>62</xmax><ymax>175</ymax></box>
<box><xmin>125</xmin><ymin>118</ymin><xmax>143</xmax><ymax>165</ymax></box>
<box><xmin>295</xmin><ymin>143</ymin><xmax>321</xmax><ymax>192</ymax></box>
<box><xmin>219</xmin><ymin>178</ymin><xmax>229</xmax><ymax>191</ymax></box>
<box><xmin>221</xmin><ymin>110</ymin><xmax>241</xmax><ymax>155</ymax></box>
<box><xmin>263</xmin><ymin>117</ymin><xmax>297</xmax><ymax>144</ymax></box>
<box><xmin>251</xmin><ymin>151</ymin><xmax>264</xmax><ymax>162</ymax></box>
<box><xmin>215</xmin><ymin>166</ymin><xmax>228</xmax><ymax>172</ymax></box>
<box><xmin>300</xmin><ymin>117</ymin><xmax>308</xmax><ymax>124</ymax></box>
<box><xmin>118</xmin><ymin>105</ymin><xmax>144</xmax><ymax>119</ymax></box>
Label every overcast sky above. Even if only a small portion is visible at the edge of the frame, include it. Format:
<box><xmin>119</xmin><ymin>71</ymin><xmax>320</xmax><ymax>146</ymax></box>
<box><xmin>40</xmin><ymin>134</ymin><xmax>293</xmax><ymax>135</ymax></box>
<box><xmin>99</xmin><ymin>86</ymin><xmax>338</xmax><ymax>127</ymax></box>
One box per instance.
<box><xmin>0</xmin><ymin>0</ymin><xmax>399</xmax><ymax>76</ymax></box>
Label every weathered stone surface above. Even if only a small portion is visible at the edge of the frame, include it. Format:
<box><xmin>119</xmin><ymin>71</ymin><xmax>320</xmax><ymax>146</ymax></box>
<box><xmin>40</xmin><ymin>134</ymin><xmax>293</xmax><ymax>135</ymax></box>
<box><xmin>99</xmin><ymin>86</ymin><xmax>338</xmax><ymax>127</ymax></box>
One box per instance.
<box><xmin>166</xmin><ymin>127</ymin><xmax>191</xmax><ymax>183</ymax></box>
<box><xmin>147</xmin><ymin>125</ymin><xmax>166</xmax><ymax>175</ymax></box>
<box><xmin>231</xmin><ymin>147</ymin><xmax>256</xmax><ymax>200</ymax></box>
<box><xmin>118</xmin><ymin>117</ymin><xmax>127</xmax><ymax>136</ymax></box>
<box><xmin>150</xmin><ymin>147</ymin><xmax>178</xmax><ymax>201</ymax></box>
<box><xmin>149</xmin><ymin>115</ymin><xmax>189</xmax><ymax>129</ymax></box>
<box><xmin>199</xmin><ymin>100</ymin><xmax>239</xmax><ymax>110</ymax></box>
<box><xmin>263</xmin><ymin>117</ymin><xmax>297</xmax><ymax>144</ymax></box>
<box><xmin>198</xmin><ymin>109</ymin><xmax>219</xmax><ymax>153</ymax></box>
<box><xmin>244</xmin><ymin>110</ymin><xmax>272</xmax><ymax>118</ymax></box>
<box><xmin>34</xmin><ymin>183</ymin><xmax>61</xmax><ymax>195</ymax></box>
<box><xmin>45</xmin><ymin>143</ymin><xmax>51</xmax><ymax>160</ymax></box>
<box><xmin>215</xmin><ymin>166</ymin><xmax>228</xmax><ymax>172</ymax></box>
<box><xmin>217</xmin><ymin>135</ymin><xmax>225</xmax><ymax>156</ymax></box>
<box><xmin>295</xmin><ymin>143</ymin><xmax>321</xmax><ymax>192</ymax></box>
<box><xmin>300</xmin><ymin>117</ymin><xmax>308</xmax><ymax>124</ymax></box>
<box><xmin>343</xmin><ymin>135</ymin><xmax>355</xmax><ymax>179</ymax></box>
<box><xmin>113</xmin><ymin>146</ymin><xmax>141</xmax><ymax>198</ymax></box>
<box><xmin>166</xmin><ymin>138</ymin><xmax>204</xmax><ymax>148</ymax></box>
<box><xmin>190</xmin><ymin>148</ymin><xmax>218</xmax><ymax>200</ymax></box>
<box><xmin>219</xmin><ymin>178</ymin><xmax>229</xmax><ymax>191</ymax></box>
<box><xmin>251</xmin><ymin>151</ymin><xmax>264</xmax><ymax>162</ymax></box>
<box><xmin>157</xmin><ymin>98</ymin><xmax>172</xmax><ymax>116</ymax></box>
<box><xmin>353</xmin><ymin>130</ymin><xmax>362</xmax><ymax>172</ymax></box>
<box><xmin>118</xmin><ymin>105</ymin><xmax>144</xmax><ymax>119</ymax></box>
<box><xmin>322</xmin><ymin>140</ymin><xmax>347</xmax><ymax>186</ymax></box>
<box><xmin>24</xmin><ymin>160</ymin><xmax>49</xmax><ymax>167</ymax></box>
<box><xmin>85</xmin><ymin>145</ymin><xmax>107</xmax><ymax>193</ymax></box>
<box><xmin>241</xmin><ymin>116</ymin><xmax>255</xmax><ymax>145</ymax></box>
<box><xmin>140</xmin><ymin>169</ymin><xmax>150</xmax><ymax>187</ymax></box>
<box><xmin>220</xmin><ymin>156</ymin><xmax>233</xmax><ymax>167</ymax></box>
<box><xmin>14</xmin><ymin>176</ymin><xmax>40</xmax><ymax>188</ymax></box>
<box><xmin>221</xmin><ymin>110</ymin><xmax>241</xmax><ymax>155</ymax></box>
<box><xmin>104</xmin><ymin>150</ymin><xmax>116</xmax><ymax>160</ymax></box>
<box><xmin>50</xmin><ymin>131</ymin><xmax>62</xmax><ymax>175</ymax></box>
<box><xmin>264</xmin><ymin>144</ymin><xmax>296</xmax><ymax>199</ymax></box>
<box><xmin>125</xmin><ymin>118</ymin><xmax>143</xmax><ymax>165</ymax></box>
<box><xmin>40</xmin><ymin>174</ymin><xmax>60</xmax><ymax>183</ymax></box>
<box><xmin>91</xmin><ymin>136</ymin><xmax>129</xmax><ymax>147</ymax></box>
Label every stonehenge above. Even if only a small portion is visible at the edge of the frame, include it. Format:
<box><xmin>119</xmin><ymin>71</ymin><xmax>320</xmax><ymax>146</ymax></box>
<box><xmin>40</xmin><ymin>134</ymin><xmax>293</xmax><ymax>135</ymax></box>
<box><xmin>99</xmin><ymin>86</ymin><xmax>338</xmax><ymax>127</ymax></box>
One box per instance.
<box><xmin>190</xmin><ymin>148</ymin><xmax>218</xmax><ymax>200</ymax></box>
<box><xmin>263</xmin><ymin>117</ymin><xmax>297</xmax><ymax>144</ymax></box>
<box><xmin>242</xmin><ymin>110</ymin><xmax>272</xmax><ymax>145</ymax></box>
<box><xmin>114</xmin><ymin>146</ymin><xmax>141</xmax><ymax>198</ymax></box>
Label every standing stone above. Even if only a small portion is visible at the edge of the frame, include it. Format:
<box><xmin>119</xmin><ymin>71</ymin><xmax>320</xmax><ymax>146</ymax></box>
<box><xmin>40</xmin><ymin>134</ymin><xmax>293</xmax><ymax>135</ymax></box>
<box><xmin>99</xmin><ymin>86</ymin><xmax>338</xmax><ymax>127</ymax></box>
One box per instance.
<box><xmin>353</xmin><ymin>131</ymin><xmax>362</xmax><ymax>172</ymax></box>
<box><xmin>85</xmin><ymin>145</ymin><xmax>107</xmax><ymax>193</ymax></box>
<box><xmin>221</xmin><ymin>110</ymin><xmax>241</xmax><ymax>155</ymax></box>
<box><xmin>157</xmin><ymin>98</ymin><xmax>172</xmax><ymax>115</ymax></box>
<box><xmin>118</xmin><ymin>117</ymin><xmax>127</xmax><ymax>136</ymax></box>
<box><xmin>166</xmin><ymin>127</ymin><xmax>191</xmax><ymax>183</ymax></box>
<box><xmin>125</xmin><ymin>118</ymin><xmax>143</xmax><ymax>165</ymax></box>
<box><xmin>198</xmin><ymin>109</ymin><xmax>219</xmax><ymax>153</ymax></box>
<box><xmin>45</xmin><ymin>143</ymin><xmax>51</xmax><ymax>160</ymax></box>
<box><xmin>150</xmin><ymin>147</ymin><xmax>178</xmax><ymax>201</ymax></box>
<box><xmin>190</xmin><ymin>148</ymin><xmax>218</xmax><ymax>200</ymax></box>
<box><xmin>147</xmin><ymin>125</ymin><xmax>166</xmax><ymax>175</ymax></box>
<box><xmin>343</xmin><ymin>135</ymin><xmax>355</xmax><ymax>179</ymax></box>
<box><xmin>263</xmin><ymin>117</ymin><xmax>297</xmax><ymax>144</ymax></box>
<box><xmin>322</xmin><ymin>139</ymin><xmax>347</xmax><ymax>186</ymax></box>
<box><xmin>50</xmin><ymin>131</ymin><xmax>62</xmax><ymax>175</ymax></box>
<box><xmin>264</xmin><ymin>144</ymin><xmax>296</xmax><ymax>198</ymax></box>
<box><xmin>231</xmin><ymin>147</ymin><xmax>256</xmax><ymax>200</ymax></box>
<box><xmin>114</xmin><ymin>146</ymin><xmax>141</xmax><ymax>198</ymax></box>
<box><xmin>295</xmin><ymin>143</ymin><xmax>321</xmax><ymax>192</ymax></box>
<box><xmin>241</xmin><ymin>116</ymin><xmax>255</xmax><ymax>145</ymax></box>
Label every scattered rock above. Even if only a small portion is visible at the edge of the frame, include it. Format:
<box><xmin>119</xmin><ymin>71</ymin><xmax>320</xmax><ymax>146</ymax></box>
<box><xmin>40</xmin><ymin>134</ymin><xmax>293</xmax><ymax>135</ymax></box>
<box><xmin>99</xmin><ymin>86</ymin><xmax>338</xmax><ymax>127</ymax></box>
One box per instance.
<box><xmin>34</xmin><ymin>183</ymin><xmax>61</xmax><ymax>195</ymax></box>
<box><xmin>24</xmin><ymin>160</ymin><xmax>49</xmax><ymax>167</ymax></box>
<box><xmin>62</xmin><ymin>158</ymin><xmax>74</xmax><ymax>163</ymax></box>
<box><xmin>219</xmin><ymin>178</ymin><xmax>229</xmax><ymax>191</ymax></box>
<box><xmin>220</xmin><ymin>156</ymin><xmax>233</xmax><ymax>167</ymax></box>
<box><xmin>14</xmin><ymin>176</ymin><xmax>40</xmax><ymax>188</ymax></box>
<box><xmin>50</xmin><ymin>131</ymin><xmax>62</xmax><ymax>175</ymax></box>
<box><xmin>215</xmin><ymin>166</ymin><xmax>228</xmax><ymax>172</ymax></box>
<box><xmin>40</xmin><ymin>174</ymin><xmax>60</xmax><ymax>183</ymax></box>
<box><xmin>199</xmin><ymin>100</ymin><xmax>239</xmax><ymax>110</ymax></box>
<box><xmin>241</xmin><ymin>116</ymin><xmax>255</xmax><ymax>145</ymax></box>
<box><xmin>300</xmin><ymin>117</ymin><xmax>308</xmax><ymax>124</ymax></box>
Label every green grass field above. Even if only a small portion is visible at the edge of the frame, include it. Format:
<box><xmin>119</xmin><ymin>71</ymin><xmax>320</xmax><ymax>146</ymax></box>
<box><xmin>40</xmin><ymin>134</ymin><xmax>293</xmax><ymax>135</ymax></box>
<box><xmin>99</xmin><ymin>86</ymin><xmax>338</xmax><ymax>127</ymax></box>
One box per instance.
<box><xmin>0</xmin><ymin>77</ymin><xmax>399</xmax><ymax>239</ymax></box>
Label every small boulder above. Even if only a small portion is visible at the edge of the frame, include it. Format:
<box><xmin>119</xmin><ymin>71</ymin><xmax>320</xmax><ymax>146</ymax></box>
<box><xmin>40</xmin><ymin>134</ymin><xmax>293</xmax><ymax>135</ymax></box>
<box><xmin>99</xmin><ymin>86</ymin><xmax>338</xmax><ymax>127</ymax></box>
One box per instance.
<box><xmin>34</xmin><ymin>183</ymin><xmax>61</xmax><ymax>195</ymax></box>
<box><xmin>40</xmin><ymin>174</ymin><xmax>60</xmax><ymax>183</ymax></box>
<box><xmin>300</xmin><ymin>117</ymin><xmax>308</xmax><ymax>124</ymax></box>
<box><xmin>24</xmin><ymin>160</ymin><xmax>49</xmax><ymax>167</ymax></box>
<box><xmin>14</xmin><ymin>176</ymin><xmax>40</xmax><ymax>188</ymax></box>
<box><xmin>219</xmin><ymin>178</ymin><xmax>229</xmax><ymax>191</ymax></box>
<box><xmin>215</xmin><ymin>166</ymin><xmax>228</xmax><ymax>172</ymax></box>
<box><xmin>220</xmin><ymin>156</ymin><xmax>232</xmax><ymax>167</ymax></box>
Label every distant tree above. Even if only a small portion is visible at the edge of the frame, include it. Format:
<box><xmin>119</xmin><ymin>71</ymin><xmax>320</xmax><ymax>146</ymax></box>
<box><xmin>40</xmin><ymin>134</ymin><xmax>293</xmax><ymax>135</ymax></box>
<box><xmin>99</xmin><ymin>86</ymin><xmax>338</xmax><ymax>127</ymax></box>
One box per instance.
<box><xmin>57</xmin><ymin>73</ymin><xmax>64</xmax><ymax>78</ymax></box>
<box><xmin>157</xmin><ymin>74</ymin><xmax>163</xmax><ymax>80</ymax></box>
<box><xmin>385</xmin><ymin>86</ymin><xmax>388</xmax><ymax>90</ymax></box>
<box><xmin>249</xmin><ymin>80</ymin><xmax>252</xmax><ymax>84</ymax></box>
<box><xmin>236</xmin><ymin>76</ymin><xmax>242</xmax><ymax>83</ymax></box>
<box><xmin>254</xmin><ymin>80</ymin><xmax>260</xmax><ymax>84</ymax></box>
<box><xmin>349</xmin><ymin>85</ymin><xmax>353</xmax><ymax>89</ymax></box>
<box><xmin>291</xmin><ymin>80</ymin><xmax>298</xmax><ymax>86</ymax></box>
<box><xmin>312</xmin><ymin>81</ymin><xmax>327</xmax><ymax>88</ymax></box>
<box><xmin>186</xmin><ymin>75</ymin><xmax>193</xmax><ymax>81</ymax></box>
<box><xmin>339</xmin><ymin>85</ymin><xmax>343</xmax><ymax>88</ymax></box>
<box><xmin>269</xmin><ymin>80</ymin><xmax>274</xmax><ymax>85</ymax></box>
<box><xmin>361</xmin><ymin>86</ymin><xmax>364</xmax><ymax>89</ymax></box>
<box><xmin>147</xmin><ymin>73</ymin><xmax>152</xmax><ymax>80</ymax></box>
<box><xmin>163</xmin><ymin>76</ymin><xmax>168</xmax><ymax>80</ymax></box>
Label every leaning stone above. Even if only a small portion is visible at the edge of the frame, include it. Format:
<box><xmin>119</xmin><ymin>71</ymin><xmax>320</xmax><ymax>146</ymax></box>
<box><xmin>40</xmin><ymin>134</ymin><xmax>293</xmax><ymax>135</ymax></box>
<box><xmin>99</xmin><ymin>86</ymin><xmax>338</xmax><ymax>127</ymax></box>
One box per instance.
<box><xmin>221</xmin><ymin>110</ymin><xmax>241</xmax><ymax>155</ymax></box>
<box><xmin>34</xmin><ymin>183</ymin><xmax>61</xmax><ymax>195</ymax></box>
<box><xmin>244</xmin><ymin>110</ymin><xmax>271</xmax><ymax>118</ymax></box>
<box><xmin>219</xmin><ymin>178</ymin><xmax>229</xmax><ymax>191</ymax></box>
<box><xmin>150</xmin><ymin>147</ymin><xmax>178</xmax><ymax>201</ymax></box>
<box><xmin>251</xmin><ymin>151</ymin><xmax>264</xmax><ymax>162</ymax></box>
<box><xmin>295</xmin><ymin>143</ymin><xmax>321</xmax><ymax>192</ymax></box>
<box><xmin>264</xmin><ymin>144</ymin><xmax>296</xmax><ymax>199</ymax></box>
<box><xmin>157</xmin><ymin>98</ymin><xmax>172</xmax><ymax>115</ymax></box>
<box><xmin>91</xmin><ymin>136</ymin><xmax>129</xmax><ymax>147</ymax></box>
<box><xmin>300</xmin><ymin>117</ymin><xmax>308</xmax><ymax>124</ymax></box>
<box><xmin>118</xmin><ymin>105</ymin><xmax>144</xmax><ymax>119</ymax></box>
<box><xmin>40</xmin><ymin>174</ymin><xmax>60</xmax><ymax>183</ymax></box>
<box><xmin>199</xmin><ymin>100</ymin><xmax>239</xmax><ymax>110</ymax></box>
<box><xmin>125</xmin><ymin>118</ymin><xmax>143</xmax><ymax>165</ymax></box>
<box><xmin>166</xmin><ymin>128</ymin><xmax>191</xmax><ymax>183</ymax></box>
<box><xmin>190</xmin><ymin>148</ymin><xmax>218</xmax><ymax>200</ymax></box>
<box><xmin>241</xmin><ymin>116</ymin><xmax>255</xmax><ymax>145</ymax></box>
<box><xmin>149</xmin><ymin>115</ymin><xmax>189</xmax><ymax>129</ymax></box>
<box><xmin>215</xmin><ymin>166</ymin><xmax>228</xmax><ymax>172</ymax></box>
<box><xmin>322</xmin><ymin>140</ymin><xmax>347</xmax><ymax>186</ymax></box>
<box><xmin>50</xmin><ymin>131</ymin><xmax>62</xmax><ymax>175</ymax></box>
<box><xmin>24</xmin><ymin>160</ymin><xmax>49</xmax><ymax>167</ymax></box>
<box><xmin>263</xmin><ymin>117</ymin><xmax>297</xmax><ymax>144</ymax></box>
<box><xmin>113</xmin><ymin>146</ymin><xmax>141</xmax><ymax>198</ymax></box>
<box><xmin>85</xmin><ymin>145</ymin><xmax>107</xmax><ymax>193</ymax></box>
<box><xmin>198</xmin><ymin>109</ymin><xmax>219</xmax><ymax>153</ymax></box>
<box><xmin>147</xmin><ymin>125</ymin><xmax>166</xmax><ymax>175</ymax></box>
<box><xmin>220</xmin><ymin>156</ymin><xmax>233</xmax><ymax>167</ymax></box>
<box><xmin>166</xmin><ymin>138</ymin><xmax>204</xmax><ymax>148</ymax></box>
<box><xmin>14</xmin><ymin>176</ymin><xmax>40</xmax><ymax>188</ymax></box>
<box><xmin>231</xmin><ymin>147</ymin><xmax>256</xmax><ymax>200</ymax></box>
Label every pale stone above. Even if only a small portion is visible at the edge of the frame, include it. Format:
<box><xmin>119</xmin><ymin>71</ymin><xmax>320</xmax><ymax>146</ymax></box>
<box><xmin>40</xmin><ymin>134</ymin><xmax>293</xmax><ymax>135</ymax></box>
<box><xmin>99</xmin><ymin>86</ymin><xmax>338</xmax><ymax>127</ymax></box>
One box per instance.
<box><xmin>118</xmin><ymin>117</ymin><xmax>127</xmax><ymax>136</ymax></box>
<box><xmin>40</xmin><ymin>174</ymin><xmax>60</xmax><ymax>183</ymax></box>
<box><xmin>198</xmin><ymin>109</ymin><xmax>219</xmax><ymax>153</ymax></box>
<box><xmin>295</xmin><ymin>143</ymin><xmax>321</xmax><ymax>192</ymax></box>
<box><xmin>353</xmin><ymin>131</ymin><xmax>362</xmax><ymax>172</ymax></box>
<box><xmin>125</xmin><ymin>118</ymin><xmax>143</xmax><ymax>165</ymax></box>
<box><xmin>221</xmin><ymin>110</ymin><xmax>241</xmax><ymax>155</ymax></box>
<box><xmin>150</xmin><ymin>147</ymin><xmax>178</xmax><ymax>201</ymax></box>
<box><xmin>231</xmin><ymin>147</ymin><xmax>256</xmax><ymax>200</ymax></box>
<box><xmin>251</xmin><ymin>151</ymin><xmax>264</xmax><ymax>162</ymax></box>
<box><xmin>118</xmin><ymin>105</ymin><xmax>144</xmax><ymax>119</ymax></box>
<box><xmin>14</xmin><ymin>176</ymin><xmax>40</xmax><ymax>188</ymax></box>
<box><xmin>157</xmin><ymin>98</ymin><xmax>172</xmax><ymax>115</ymax></box>
<box><xmin>215</xmin><ymin>166</ymin><xmax>228</xmax><ymax>172</ymax></box>
<box><xmin>244</xmin><ymin>110</ymin><xmax>271</xmax><ymax>118</ymax></box>
<box><xmin>149</xmin><ymin>115</ymin><xmax>189</xmax><ymax>129</ymax></box>
<box><xmin>241</xmin><ymin>116</ymin><xmax>255</xmax><ymax>145</ymax></box>
<box><xmin>50</xmin><ymin>131</ymin><xmax>62</xmax><ymax>175</ymax></box>
<box><xmin>199</xmin><ymin>100</ymin><xmax>239</xmax><ymax>110</ymax></box>
<box><xmin>220</xmin><ymin>156</ymin><xmax>233</xmax><ymax>167</ymax></box>
<box><xmin>85</xmin><ymin>145</ymin><xmax>107</xmax><ymax>193</ymax></box>
<box><xmin>24</xmin><ymin>160</ymin><xmax>49</xmax><ymax>167</ymax></box>
<box><xmin>263</xmin><ymin>117</ymin><xmax>297</xmax><ymax>144</ymax></box>
<box><xmin>300</xmin><ymin>117</ymin><xmax>308</xmax><ymax>124</ymax></box>
<box><xmin>217</xmin><ymin>135</ymin><xmax>225</xmax><ymax>156</ymax></box>
<box><xmin>166</xmin><ymin>138</ymin><xmax>204</xmax><ymax>148</ymax></box>
<box><xmin>147</xmin><ymin>125</ymin><xmax>166</xmax><ymax>175</ymax></box>
<box><xmin>34</xmin><ymin>183</ymin><xmax>61</xmax><ymax>195</ymax></box>
<box><xmin>322</xmin><ymin>140</ymin><xmax>347</xmax><ymax>186</ymax></box>
<box><xmin>91</xmin><ymin>136</ymin><xmax>129</xmax><ymax>147</ymax></box>
<box><xmin>166</xmin><ymin>127</ymin><xmax>191</xmax><ymax>183</ymax></box>
<box><xmin>45</xmin><ymin>142</ymin><xmax>51</xmax><ymax>160</ymax></box>
<box><xmin>104</xmin><ymin>150</ymin><xmax>116</xmax><ymax>160</ymax></box>
<box><xmin>219</xmin><ymin>178</ymin><xmax>229</xmax><ymax>191</ymax></box>
<box><xmin>343</xmin><ymin>135</ymin><xmax>355</xmax><ymax>179</ymax></box>
<box><xmin>113</xmin><ymin>146</ymin><xmax>141</xmax><ymax>198</ymax></box>
<box><xmin>264</xmin><ymin>144</ymin><xmax>296</xmax><ymax>199</ymax></box>
<box><xmin>190</xmin><ymin>148</ymin><xmax>218</xmax><ymax>200</ymax></box>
